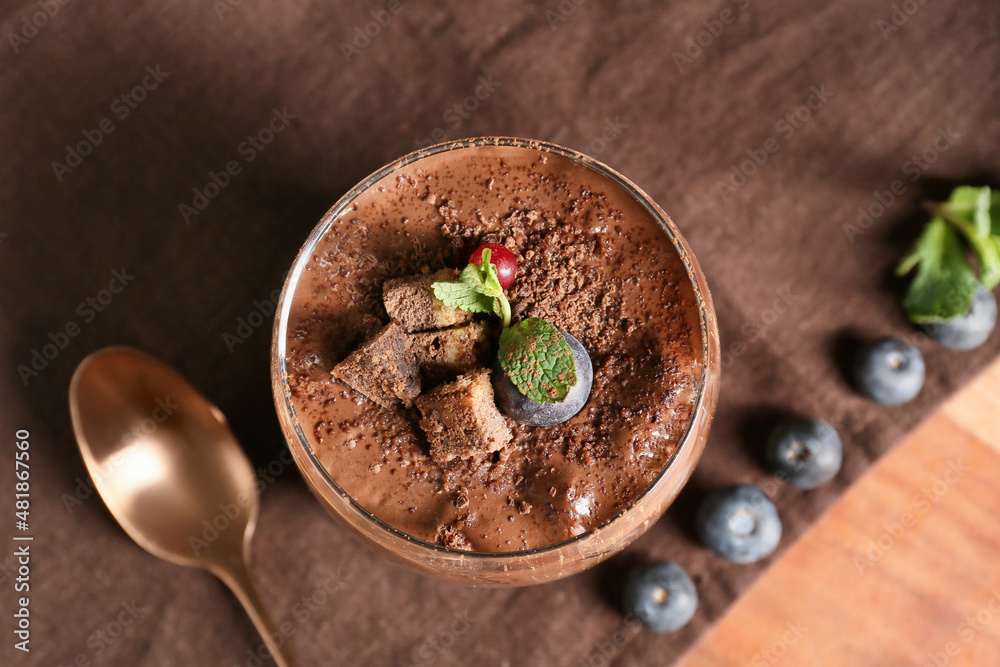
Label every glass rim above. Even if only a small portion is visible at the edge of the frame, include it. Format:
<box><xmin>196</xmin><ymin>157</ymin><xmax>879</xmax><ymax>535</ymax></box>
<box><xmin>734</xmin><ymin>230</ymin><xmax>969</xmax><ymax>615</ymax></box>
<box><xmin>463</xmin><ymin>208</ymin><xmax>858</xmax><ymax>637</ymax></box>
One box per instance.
<box><xmin>272</xmin><ymin>136</ymin><xmax>715</xmax><ymax>559</ymax></box>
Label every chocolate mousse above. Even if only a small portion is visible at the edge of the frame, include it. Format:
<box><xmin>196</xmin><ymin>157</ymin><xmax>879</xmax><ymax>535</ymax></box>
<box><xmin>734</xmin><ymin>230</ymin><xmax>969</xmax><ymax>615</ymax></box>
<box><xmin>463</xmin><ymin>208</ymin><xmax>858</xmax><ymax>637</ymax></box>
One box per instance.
<box><xmin>284</xmin><ymin>141</ymin><xmax>703</xmax><ymax>552</ymax></box>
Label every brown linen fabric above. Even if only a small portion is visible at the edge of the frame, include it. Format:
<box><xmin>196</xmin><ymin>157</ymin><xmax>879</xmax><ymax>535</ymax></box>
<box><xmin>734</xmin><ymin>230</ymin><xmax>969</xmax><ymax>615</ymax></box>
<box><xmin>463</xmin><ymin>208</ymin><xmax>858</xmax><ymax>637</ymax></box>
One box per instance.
<box><xmin>2</xmin><ymin>1</ymin><xmax>999</xmax><ymax>665</ymax></box>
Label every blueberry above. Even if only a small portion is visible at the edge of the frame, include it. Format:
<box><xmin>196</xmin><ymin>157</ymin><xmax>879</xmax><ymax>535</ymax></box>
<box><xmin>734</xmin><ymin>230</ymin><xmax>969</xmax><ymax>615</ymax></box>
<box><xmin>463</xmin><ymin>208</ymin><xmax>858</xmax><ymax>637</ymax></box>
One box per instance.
<box><xmin>853</xmin><ymin>337</ymin><xmax>924</xmax><ymax>405</ymax></box>
<box><xmin>765</xmin><ymin>418</ymin><xmax>842</xmax><ymax>490</ymax></box>
<box><xmin>622</xmin><ymin>562</ymin><xmax>698</xmax><ymax>633</ymax></box>
<box><xmin>923</xmin><ymin>284</ymin><xmax>997</xmax><ymax>350</ymax></box>
<box><xmin>493</xmin><ymin>330</ymin><xmax>593</xmax><ymax>426</ymax></box>
<box><xmin>696</xmin><ymin>485</ymin><xmax>781</xmax><ymax>564</ymax></box>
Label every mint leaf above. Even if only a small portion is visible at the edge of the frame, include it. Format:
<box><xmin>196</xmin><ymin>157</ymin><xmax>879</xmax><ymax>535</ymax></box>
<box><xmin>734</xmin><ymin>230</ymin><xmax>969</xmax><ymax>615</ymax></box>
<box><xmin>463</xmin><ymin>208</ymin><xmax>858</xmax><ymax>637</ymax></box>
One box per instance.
<box><xmin>460</xmin><ymin>248</ymin><xmax>504</xmax><ymax>298</ymax></box>
<box><xmin>964</xmin><ymin>232</ymin><xmax>1000</xmax><ymax>289</ymax></box>
<box><xmin>896</xmin><ymin>216</ymin><xmax>980</xmax><ymax>322</ymax></box>
<box><xmin>991</xmin><ymin>191</ymin><xmax>1000</xmax><ymax>235</ymax></box>
<box><xmin>974</xmin><ymin>187</ymin><xmax>992</xmax><ymax>237</ymax></box>
<box><xmin>432</xmin><ymin>280</ymin><xmax>496</xmax><ymax>313</ymax></box>
<box><xmin>945</xmin><ymin>186</ymin><xmax>991</xmax><ymax>236</ymax></box>
<box><xmin>433</xmin><ymin>249</ymin><xmax>512</xmax><ymax>326</ymax></box>
<box><xmin>933</xmin><ymin>186</ymin><xmax>1000</xmax><ymax>289</ymax></box>
<box><xmin>498</xmin><ymin>318</ymin><xmax>577</xmax><ymax>404</ymax></box>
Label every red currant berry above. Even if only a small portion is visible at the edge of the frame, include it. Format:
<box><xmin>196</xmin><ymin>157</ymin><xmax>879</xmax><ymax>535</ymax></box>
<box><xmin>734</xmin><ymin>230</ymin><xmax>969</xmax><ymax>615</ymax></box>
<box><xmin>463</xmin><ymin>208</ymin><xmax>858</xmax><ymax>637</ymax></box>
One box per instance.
<box><xmin>470</xmin><ymin>243</ymin><xmax>517</xmax><ymax>289</ymax></box>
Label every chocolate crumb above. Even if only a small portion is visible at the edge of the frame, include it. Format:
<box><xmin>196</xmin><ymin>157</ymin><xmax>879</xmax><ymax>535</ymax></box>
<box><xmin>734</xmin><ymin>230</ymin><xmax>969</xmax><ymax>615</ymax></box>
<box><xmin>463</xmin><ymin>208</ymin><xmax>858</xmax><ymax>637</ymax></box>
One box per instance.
<box><xmin>436</xmin><ymin>522</ymin><xmax>472</xmax><ymax>550</ymax></box>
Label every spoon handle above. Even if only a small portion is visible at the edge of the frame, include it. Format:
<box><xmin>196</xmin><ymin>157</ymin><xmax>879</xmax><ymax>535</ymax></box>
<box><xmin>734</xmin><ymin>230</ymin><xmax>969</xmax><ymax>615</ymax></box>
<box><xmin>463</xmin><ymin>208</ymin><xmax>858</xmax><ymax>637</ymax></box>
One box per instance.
<box><xmin>216</xmin><ymin>559</ymin><xmax>300</xmax><ymax>667</ymax></box>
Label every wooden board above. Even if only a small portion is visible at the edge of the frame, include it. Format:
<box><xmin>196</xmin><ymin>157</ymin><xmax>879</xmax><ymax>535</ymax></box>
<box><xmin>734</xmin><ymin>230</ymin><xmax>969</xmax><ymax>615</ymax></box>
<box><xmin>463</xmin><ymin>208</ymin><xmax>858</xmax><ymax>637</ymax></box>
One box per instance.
<box><xmin>679</xmin><ymin>361</ymin><xmax>1000</xmax><ymax>666</ymax></box>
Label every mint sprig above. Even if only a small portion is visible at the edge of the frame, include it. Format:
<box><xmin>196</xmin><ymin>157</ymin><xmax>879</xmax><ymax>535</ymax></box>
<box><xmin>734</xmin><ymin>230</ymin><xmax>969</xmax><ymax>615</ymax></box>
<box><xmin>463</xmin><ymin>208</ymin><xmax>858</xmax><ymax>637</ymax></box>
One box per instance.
<box><xmin>433</xmin><ymin>249</ymin><xmax>511</xmax><ymax>327</ymax></box>
<box><xmin>498</xmin><ymin>318</ymin><xmax>577</xmax><ymax>404</ymax></box>
<box><xmin>432</xmin><ymin>248</ymin><xmax>579</xmax><ymax>402</ymax></box>
<box><xmin>431</xmin><ymin>281</ymin><xmax>495</xmax><ymax>314</ymax></box>
<box><xmin>898</xmin><ymin>186</ymin><xmax>1000</xmax><ymax>322</ymax></box>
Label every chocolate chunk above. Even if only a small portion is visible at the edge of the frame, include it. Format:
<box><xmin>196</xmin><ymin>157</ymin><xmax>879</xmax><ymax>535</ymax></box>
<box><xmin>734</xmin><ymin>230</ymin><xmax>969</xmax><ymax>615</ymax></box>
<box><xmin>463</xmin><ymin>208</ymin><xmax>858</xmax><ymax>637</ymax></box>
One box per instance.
<box><xmin>331</xmin><ymin>323</ymin><xmax>421</xmax><ymax>407</ymax></box>
<box><xmin>436</xmin><ymin>522</ymin><xmax>471</xmax><ymax>550</ymax></box>
<box><xmin>409</xmin><ymin>321</ymin><xmax>493</xmax><ymax>382</ymax></box>
<box><xmin>383</xmin><ymin>269</ymin><xmax>475</xmax><ymax>332</ymax></box>
<box><xmin>415</xmin><ymin>369</ymin><xmax>512</xmax><ymax>463</ymax></box>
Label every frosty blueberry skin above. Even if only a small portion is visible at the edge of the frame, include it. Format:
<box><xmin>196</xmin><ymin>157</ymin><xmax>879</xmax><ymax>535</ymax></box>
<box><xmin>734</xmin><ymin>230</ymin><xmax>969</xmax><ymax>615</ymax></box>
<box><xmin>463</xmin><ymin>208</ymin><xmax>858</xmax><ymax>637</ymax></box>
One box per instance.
<box><xmin>853</xmin><ymin>337</ymin><xmax>924</xmax><ymax>405</ymax></box>
<box><xmin>765</xmin><ymin>418</ymin><xmax>842</xmax><ymax>489</ymax></box>
<box><xmin>622</xmin><ymin>562</ymin><xmax>698</xmax><ymax>633</ymax></box>
<box><xmin>923</xmin><ymin>284</ymin><xmax>997</xmax><ymax>350</ymax></box>
<box><xmin>697</xmin><ymin>485</ymin><xmax>782</xmax><ymax>564</ymax></box>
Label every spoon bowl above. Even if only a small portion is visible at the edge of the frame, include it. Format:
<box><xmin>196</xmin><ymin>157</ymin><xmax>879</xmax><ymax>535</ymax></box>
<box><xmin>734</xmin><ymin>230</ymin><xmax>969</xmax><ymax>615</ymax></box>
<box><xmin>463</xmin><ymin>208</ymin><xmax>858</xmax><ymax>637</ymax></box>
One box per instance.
<box><xmin>69</xmin><ymin>347</ymin><xmax>297</xmax><ymax>667</ymax></box>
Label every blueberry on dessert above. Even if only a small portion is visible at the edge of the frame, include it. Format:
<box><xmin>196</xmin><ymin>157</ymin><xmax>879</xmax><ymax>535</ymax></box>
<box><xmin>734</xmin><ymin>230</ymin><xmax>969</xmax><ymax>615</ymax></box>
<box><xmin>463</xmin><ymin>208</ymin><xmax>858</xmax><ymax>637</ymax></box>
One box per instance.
<box><xmin>432</xmin><ymin>245</ymin><xmax>593</xmax><ymax>426</ymax></box>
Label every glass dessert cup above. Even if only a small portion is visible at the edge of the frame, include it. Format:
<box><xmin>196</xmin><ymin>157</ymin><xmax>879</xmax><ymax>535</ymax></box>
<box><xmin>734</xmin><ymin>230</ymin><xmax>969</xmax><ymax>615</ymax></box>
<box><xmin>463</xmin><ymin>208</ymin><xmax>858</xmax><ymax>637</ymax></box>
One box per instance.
<box><xmin>271</xmin><ymin>137</ymin><xmax>721</xmax><ymax>587</ymax></box>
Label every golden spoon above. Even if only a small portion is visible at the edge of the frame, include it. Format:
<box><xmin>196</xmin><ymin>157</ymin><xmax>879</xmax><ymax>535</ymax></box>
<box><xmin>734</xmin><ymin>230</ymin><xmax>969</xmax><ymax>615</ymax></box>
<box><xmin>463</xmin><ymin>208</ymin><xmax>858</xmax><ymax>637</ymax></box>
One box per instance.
<box><xmin>69</xmin><ymin>347</ymin><xmax>298</xmax><ymax>667</ymax></box>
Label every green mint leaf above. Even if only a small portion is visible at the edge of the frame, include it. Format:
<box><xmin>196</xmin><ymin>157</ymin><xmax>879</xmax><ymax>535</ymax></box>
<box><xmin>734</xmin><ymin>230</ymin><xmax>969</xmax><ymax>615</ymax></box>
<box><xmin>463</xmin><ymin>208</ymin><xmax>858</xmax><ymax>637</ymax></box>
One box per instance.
<box><xmin>896</xmin><ymin>216</ymin><xmax>980</xmax><ymax>322</ymax></box>
<box><xmin>429</xmin><ymin>249</ymin><xmax>512</xmax><ymax>325</ymax></box>
<box><xmin>945</xmin><ymin>186</ymin><xmax>992</xmax><ymax>237</ymax></box>
<box><xmin>498</xmin><ymin>318</ymin><xmax>577</xmax><ymax>404</ymax></box>
<box><xmin>934</xmin><ymin>186</ymin><xmax>1000</xmax><ymax>289</ymax></box>
<box><xmin>432</xmin><ymin>280</ymin><xmax>495</xmax><ymax>313</ymax></box>
<box><xmin>991</xmin><ymin>191</ymin><xmax>1000</xmax><ymax>235</ymax></box>
<box><xmin>460</xmin><ymin>248</ymin><xmax>504</xmax><ymax>298</ymax></box>
<box><xmin>964</xmin><ymin>231</ymin><xmax>1000</xmax><ymax>290</ymax></box>
<box><xmin>492</xmin><ymin>295</ymin><xmax>504</xmax><ymax>319</ymax></box>
<box><xmin>974</xmin><ymin>187</ymin><xmax>992</xmax><ymax>237</ymax></box>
